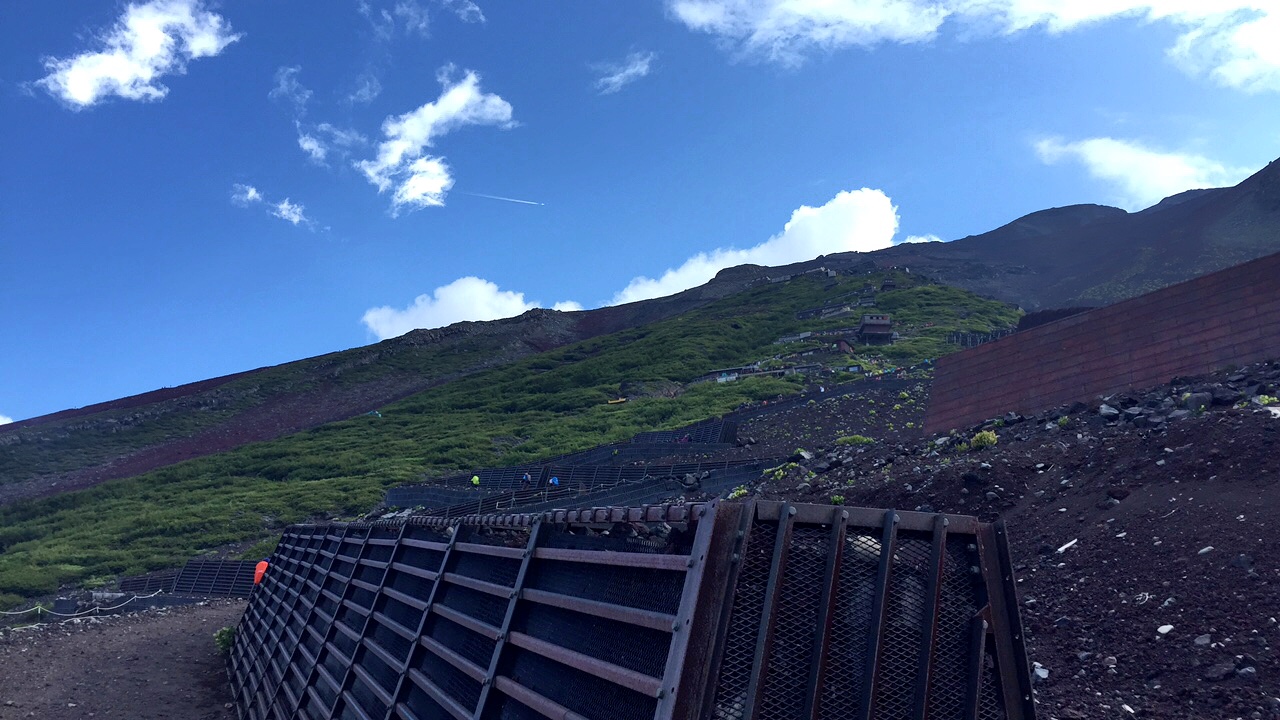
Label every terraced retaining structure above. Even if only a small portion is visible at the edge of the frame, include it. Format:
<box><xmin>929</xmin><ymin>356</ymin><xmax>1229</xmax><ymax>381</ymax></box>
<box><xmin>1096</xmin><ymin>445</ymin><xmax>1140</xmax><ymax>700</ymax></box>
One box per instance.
<box><xmin>229</xmin><ymin>500</ymin><xmax>1035</xmax><ymax>719</ymax></box>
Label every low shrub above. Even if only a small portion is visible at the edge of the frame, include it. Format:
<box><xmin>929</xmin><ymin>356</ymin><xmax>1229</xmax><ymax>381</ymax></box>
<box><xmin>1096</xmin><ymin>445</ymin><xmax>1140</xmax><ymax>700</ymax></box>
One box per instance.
<box><xmin>970</xmin><ymin>430</ymin><xmax>998</xmax><ymax>449</ymax></box>
<box><xmin>836</xmin><ymin>435</ymin><xmax>875</xmax><ymax>446</ymax></box>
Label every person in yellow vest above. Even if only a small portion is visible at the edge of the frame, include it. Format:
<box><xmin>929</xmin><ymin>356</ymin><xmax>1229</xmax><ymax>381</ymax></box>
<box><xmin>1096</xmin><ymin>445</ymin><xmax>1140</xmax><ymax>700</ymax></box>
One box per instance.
<box><xmin>471</xmin><ymin>474</ymin><xmax>480</xmax><ymax>488</ymax></box>
<box><xmin>254</xmin><ymin>558</ymin><xmax>270</xmax><ymax>585</ymax></box>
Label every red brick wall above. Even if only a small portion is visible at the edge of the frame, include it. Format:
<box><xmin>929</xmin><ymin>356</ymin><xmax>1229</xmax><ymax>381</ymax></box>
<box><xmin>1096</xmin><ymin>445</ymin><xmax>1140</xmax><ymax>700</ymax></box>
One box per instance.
<box><xmin>925</xmin><ymin>252</ymin><xmax>1280</xmax><ymax>434</ymax></box>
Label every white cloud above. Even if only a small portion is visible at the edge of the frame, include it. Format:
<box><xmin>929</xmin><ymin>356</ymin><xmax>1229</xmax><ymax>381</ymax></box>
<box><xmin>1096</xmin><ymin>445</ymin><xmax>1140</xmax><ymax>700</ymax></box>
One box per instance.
<box><xmin>668</xmin><ymin>1</ymin><xmax>1280</xmax><ymax>91</ymax></box>
<box><xmin>553</xmin><ymin>301</ymin><xmax>584</xmax><ymax>312</ymax></box>
<box><xmin>1035</xmin><ymin>136</ymin><xmax>1257</xmax><ymax>211</ymax></box>
<box><xmin>359</xmin><ymin>0</ymin><xmax>484</xmax><ymax>39</ymax></box>
<box><xmin>667</xmin><ymin>0</ymin><xmax>949</xmax><ymax>65</ymax></box>
<box><xmin>298</xmin><ymin>132</ymin><xmax>327</xmax><ymax>163</ymax></box>
<box><xmin>356</xmin><ymin>66</ymin><xmax>514</xmax><ymax>213</ymax></box>
<box><xmin>271</xmin><ymin>199</ymin><xmax>309</xmax><ymax>225</ymax></box>
<box><xmin>296</xmin><ymin>122</ymin><xmax>366</xmax><ymax>164</ymax></box>
<box><xmin>898</xmin><ymin>234</ymin><xmax>942</xmax><ymax>244</ymax></box>
<box><xmin>231</xmin><ymin>183</ymin><xmax>314</xmax><ymax>227</ymax></box>
<box><xmin>0</xmin><ymin>414</ymin><xmax>13</xmax><ymax>425</ymax></box>
<box><xmin>362</xmin><ymin>276</ymin><xmax>572</xmax><ymax>339</ymax></box>
<box><xmin>269</xmin><ymin>65</ymin><xmax>312</xmax><ymax>113</ymax></box>
<box><xmin>593</xmin><ymin>51</ymin><xmax>657</xmax><ymax>94</ymax></box>
<box><xmin>613</xmin><ymin>188</ymin><xmax>900</xmax><ymax>305</ymax></box>
<box><xmin>349</xmin><ymin>73</ymin><xmax>383</xmax><ymax>104</ymax></box>
<box><xmin>37</xmin><ymin>0</ymin><xmax>240</xmax><ymax>108</ymax></box>
<box><xmin>230</xmin><ymin>183</ymin><xmax>263</xmax><ymax>205</ymax></box>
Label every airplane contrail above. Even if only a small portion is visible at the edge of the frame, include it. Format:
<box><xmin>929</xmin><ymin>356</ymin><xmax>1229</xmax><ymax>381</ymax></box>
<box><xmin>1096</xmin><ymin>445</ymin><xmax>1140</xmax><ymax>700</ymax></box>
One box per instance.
<box><xmin>461</xmin><ymin>192</ymin><xmax>544</xmax><ymax>206</ymax></box>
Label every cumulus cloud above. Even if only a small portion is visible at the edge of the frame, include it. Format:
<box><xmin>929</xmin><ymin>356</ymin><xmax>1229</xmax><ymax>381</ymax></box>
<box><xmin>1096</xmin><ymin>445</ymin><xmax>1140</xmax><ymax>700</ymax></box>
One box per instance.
<box><xmin>612</xmin><ymin>188</ymin><xmax>901</xmax><ymax>305</ymax></box>
<box><xmin>593</xmin><ymin>51</ymin><xmax>657</xmax><ymax>94</ymax></box>
<box><xmin>0</xmin><ymin>414</ymin><xmax>13</xmax><ymax>425</ymax></box>
<box><xmin>230</xmin><ymin>183</ymin><xmax>263</xmax><ymax>205</ymax></box>
<box><xmin>898</xmin><ymin>234</ymin><xmax>942</xmax><ymax>244</ymax></box>
<box><xmin>356</xmin><ymin>66</ymin><xmax>514</xmax><ymax>213</ymax></box>
<box><xmin>1035</xmin><ymin>136</ymin><xmax>1257</xmax><ymax>211</ymax></box>
<box><xmin>362</xmin><ymin>276</ymin><xmax>573</xmax><ymax>339</ymax></box>
<box><xmin>36</xmin><ymin>0</ymin><xmax>240</xmax><ymax>108</ymax></box>
<box><xmin>230</xmin><ymin>183</ymin><xmax>314</xmax><ymax>227</ymax></box>
<box><xmin>271</xmin><ymin>199</ymin><xmax>310</xmax><ymax>225</ymax></box>
<box><xmin>668</xmin><ymin>1</ymin><xmax>1280</xmax><ymax>91</ymax></box>
<box><xmin>269</xmin><ymin>65</ymin><xmax>312</xmax><ymax>113</ymax></box>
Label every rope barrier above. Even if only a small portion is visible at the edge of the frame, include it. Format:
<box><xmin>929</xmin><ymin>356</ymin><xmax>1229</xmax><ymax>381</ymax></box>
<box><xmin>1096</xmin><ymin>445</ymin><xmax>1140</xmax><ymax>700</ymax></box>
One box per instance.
<box><xmin>0</xmin><ymin>589</ymin><xmax>166</xmax><ymax>618</ymax></box>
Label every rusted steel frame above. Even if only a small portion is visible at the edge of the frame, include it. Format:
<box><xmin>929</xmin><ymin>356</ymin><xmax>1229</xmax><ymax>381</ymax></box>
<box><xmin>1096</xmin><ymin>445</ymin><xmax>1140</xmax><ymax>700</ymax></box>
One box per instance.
<box><xmin>430</xmin><ymin>603</ymin><xmax>502</xmax><ymax>641</ymax></box>
<box><xmin>963</xmin><ymin>614</ymin><xmax>989</xmax><ymax>720</ymax></box>
<box><xmin>331</xmin><ymin>525</ymin><xmax>409</xmax><ymax>718</ymax></box>
<box><xmin>910</xmin><ymin>515</ymin><xmax>950</xmax><ymax>720</ymax></box>
<box><xmin>403</xmin><ymin>668</ymin><xmax>470</xmax><ymax>720</ymax></box>
<box><xmin>520</xmin><ymin>587</ymin><xmax>676</xmax><ymax>633</ymax></box>
<box><xmin>491</xmin><ymin>676</ymin><xmax>591</xmax><ymax>720</ymax></box>
<box><xmin>531</xmin><ymin>546</ymin><xmax>691</xmax><ymax>571</ymax></box>
<box><xmin>453</xmin><ymin>541</ymin><xmax>524</xmax><ymax>559</ymax></box>
<box><xmin>676</xmin><ymin>500</ymin><xmax>749</xmax><ymax>720</ymax></box>
<box><xmin>801</xmin><ymin>506</ymin><xmax>849</xmax><ymax>720</ymax></box>
<box><xmin>265</xmin><ymin>524</ymin><xmax>352</xmax><ymax>717</ymax></box>
<box><xmin>419</xmin><ymin>634</ymin><xmax>487</xmax><ymax>683</ymax></box>
<box><xmin>975</xmin><ymin>522</ymin><xmax>1033</xmax><ymax>720</ymax></box>
<box><xmin>381</xmin><ymin>529</ymin><xmax>460</xmax><ymax>720</ymax></box>
<box><xmin>388</xmin><ymin>561</ymin><xmax>439</xmax><ymax>583</ymax></box>
<box><xmin>398</xmin><ymin>537</ymin><xmax>449</xmax><ymax>552</ymax></box>
<box><xmin>505</xmin><ymin>630</ymin><xmax>663</xmax><ymax>697</ymax></box>
<box><xmin>381</xmin><ymin>586</ymin><xmax>429</xmax><ymax>612</ymax></box>
<box><xmin>760</xmin><ymin>501</ymin><xmax>980</xmax><ymax>535</ymax></box>
<box><xmin>856</xmin><ymin>509</ymin><xmax>900</xmax><ymax>720</ymax></box>
<box><xmin>657</xmin><ymin>501</ymin><xmax>719</xmax><ymax>717</ymax></box>
<box><xmin>441</xmin><ymin>571</ymin><xmax>511</xmax><ymax>598</ymax></box>
<box><xmin>471</xmin><ymin>520</ymin><xmax>543</xmax><ymax>720</ymax></box>
<box><xmin>994</xmin><ymin>520</ymin><xmax>1036</xmax><ymax>720</ymax></box>
<box><xmin>742</xmin><ymin>502</ymin><xmax>796</xmax><ymax>720</ymax></box>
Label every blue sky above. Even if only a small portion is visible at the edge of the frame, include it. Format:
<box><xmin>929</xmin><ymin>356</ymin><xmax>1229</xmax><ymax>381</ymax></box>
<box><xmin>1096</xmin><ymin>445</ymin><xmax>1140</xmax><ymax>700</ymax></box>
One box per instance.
<box><xmin>2</xmin><ymin>1</ymin><xmax>1278</xmax><ymax>422</ymax></box>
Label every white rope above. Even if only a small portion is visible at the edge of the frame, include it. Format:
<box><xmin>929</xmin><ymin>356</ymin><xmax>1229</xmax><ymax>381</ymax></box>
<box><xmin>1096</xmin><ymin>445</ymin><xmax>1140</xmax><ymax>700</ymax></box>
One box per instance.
<box><xmin>0</xmin><ymin>589</ymin><xmax>166</xmax><ymax>618</ymax></box>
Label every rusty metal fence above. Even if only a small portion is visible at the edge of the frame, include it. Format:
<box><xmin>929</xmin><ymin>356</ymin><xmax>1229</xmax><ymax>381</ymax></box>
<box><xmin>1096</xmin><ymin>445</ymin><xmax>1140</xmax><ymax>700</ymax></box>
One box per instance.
<box><xmin>230</xmin><ymin>501</ymin><xmax>1034</xmax><ymax>720</ymax></box>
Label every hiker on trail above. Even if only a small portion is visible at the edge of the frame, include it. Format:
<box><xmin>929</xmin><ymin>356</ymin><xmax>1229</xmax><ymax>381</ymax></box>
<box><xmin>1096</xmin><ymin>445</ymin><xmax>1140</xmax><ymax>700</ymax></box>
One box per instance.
<box><xmin>254</xmin><ymin>558</ymin><xmax>270</xmax><ymax>585</ymax></box>
<box><xmin>521</xmin><ymin>472</ymin><xmax>532</xmax><ymax>490</ymax></box>
<box><xmin>549</xmin><ymin>476</ymin><xmax>560</xmax><ymax>487</ymax></box>
<box><xmin>471</xmin><ymin>474</ymin><xmax>480</xmax><ymax>488</ymax></box>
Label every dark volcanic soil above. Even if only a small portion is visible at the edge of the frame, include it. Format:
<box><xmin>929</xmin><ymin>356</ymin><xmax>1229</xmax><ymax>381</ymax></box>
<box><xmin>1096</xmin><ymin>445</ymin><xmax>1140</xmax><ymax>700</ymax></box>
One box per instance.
<box><xmin>0</xmin><ymin>600</ymin><xmax>244</xmax><ymax>720</ymax></box>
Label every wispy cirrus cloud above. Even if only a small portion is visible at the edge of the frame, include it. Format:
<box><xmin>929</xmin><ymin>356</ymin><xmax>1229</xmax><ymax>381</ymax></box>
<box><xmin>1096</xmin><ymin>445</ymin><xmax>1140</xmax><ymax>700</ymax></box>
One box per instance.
<box><xmin>36</xmin><ymin>0</ymin><xmax>241</xmax><ymax>109</ymax></box>
<box><xmin>359</xmin><ymin>0</ymin><xmax>485</xmax><ymax>39</ymax></box>
<box><xmin>297</xmin><ymin>123</ymin><xmax>367</xmax><ymax>164</ymax></box>
<box><xmin>593</xmin><ymin>51</ymin><xmax>657</xmax><ymax>94</ymax></box>
<box><xmin>349</xmin><ymin>73</ymin><xmax>383</xmax><ymax>104</ymax></box>
<box><xmin>668</xmin><ymin>1</ymin><xmax>1280</xmax><ymax>92</ymax></box>
<box><xmin>356</xmin><ymin>66</ymin><xmax>514</xmax><ymax>213</ymax></box>
<box><xmin>1034</xmin><ymin>136</ymin><xmax>1258</xmax><ymax>210</ymax></box>
<box><xmin>230</xmin><ymin>183</ymin><xmax>314</xmax><ymax>227</ymax></box>
<box><xmin>269</xmin><ymin>65</ymin><xmax>312</xmax><ymax>114</ymax></box>
<box><xmin>362</xmin><ymin>277</ymin><xmax>576</xmax><ymax>339</ymax></box>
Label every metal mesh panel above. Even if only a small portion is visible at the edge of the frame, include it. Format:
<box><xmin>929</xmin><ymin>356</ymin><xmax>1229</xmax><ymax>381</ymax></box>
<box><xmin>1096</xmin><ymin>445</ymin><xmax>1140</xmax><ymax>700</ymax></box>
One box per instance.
<box><xmin>500</xmin><ymin>649</ymin><xmax>658</xmax><ymax>720</ymax></box>
<box><xmin>346</xmin><ymin>672</ymin><xmax>387</xmax><ymax>718</ymax></box>
<box><xmin>927</xmin><ymin>538</ymin><xmax>983</xmax><ymax>719</ymax></box>
<box><xmin>978</xmin><ymin>650</ymin><xmax>1008</xmax><ymax>720</ymax></box>
<box><xmin>425</xmin><ymin>612</ymin><xmax>498</xmax><ymax>669</ymax></box>
<box><xmin>409</xmin><ymin>648</ymin><xmax>482</xmax><ymax>710</ymax></box>
<box><xmin>524</xmin><ymin>559</ymin><xmax>685</xmax><ymax>615</ymax></box>
<box><xmin>711</xmin><ymin>519</ymin><xmax>776</xmax><ymax>719</ymax></box>
<box><xmin>761</xmin><ymin>524</ymin><xmax>830</xmax><ymax>719</ymax></box>
<box><xmin>453</xmin><ymin>552</ymin><xmax>521</xmax><ymax>588</ymax></box>
<box><xmin>515</xmin><ymin>602</ymin><xmax>672</xmax><ymax>678</ymax></box>
<box><xmin>436</xmin><ymin>583</ymin><xmax>507</xmax><ymax>628</ymax></box>
<box><xmin>872</xmin><ymin>533</ymin><xmax>932</xmax><ymax>720</ymax></box>
<box><xmin>818</xmin><ymin>530</ymin><xmax>881</xmax><ymax>719</ymax></box>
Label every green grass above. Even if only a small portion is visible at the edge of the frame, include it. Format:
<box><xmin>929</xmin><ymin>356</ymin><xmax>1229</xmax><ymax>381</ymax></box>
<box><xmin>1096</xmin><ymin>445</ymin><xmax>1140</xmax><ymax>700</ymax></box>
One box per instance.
<box><xmin>0</xmin><ymin>272</ymin><xmax>1020</xmax><ymax>600</ymax></box>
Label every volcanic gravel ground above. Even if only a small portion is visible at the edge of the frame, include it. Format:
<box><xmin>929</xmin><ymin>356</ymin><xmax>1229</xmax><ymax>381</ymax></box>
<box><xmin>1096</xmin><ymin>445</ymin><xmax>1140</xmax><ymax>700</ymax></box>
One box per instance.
<box><xmin>0</xmin><ymin>600</ymin><xmax>244</xmax><ymax>720</ymax></box>
<box><xmin>743</xmin><ymin>370</ymin><xmax>1280</xmax><ymax>719</ymax></box>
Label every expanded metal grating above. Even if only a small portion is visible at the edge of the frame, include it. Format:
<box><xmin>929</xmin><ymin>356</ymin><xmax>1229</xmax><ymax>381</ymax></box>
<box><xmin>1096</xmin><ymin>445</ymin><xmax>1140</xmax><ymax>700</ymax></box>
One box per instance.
<box><xmin>230</xmin><ymin>501</ymin><xmax>1035</xmax><ymax>720</ymax></box>
<box><xmin>172</xmin><ymin>558</ymin><xmax>258</xmax><ymax>597</ymax></box>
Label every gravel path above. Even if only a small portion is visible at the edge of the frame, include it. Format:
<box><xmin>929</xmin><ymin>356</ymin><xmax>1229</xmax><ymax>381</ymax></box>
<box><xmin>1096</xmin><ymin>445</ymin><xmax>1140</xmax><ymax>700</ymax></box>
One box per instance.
<box><xmin>0</xmin><ymin>600</ymin><xmax>244</xmax><ymax>720</ymax></box>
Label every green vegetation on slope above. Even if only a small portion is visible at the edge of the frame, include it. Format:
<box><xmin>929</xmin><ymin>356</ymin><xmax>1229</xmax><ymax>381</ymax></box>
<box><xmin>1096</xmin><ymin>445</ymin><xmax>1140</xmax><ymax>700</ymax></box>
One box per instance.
<box><xmin>0</xmin><ymin>272</ymin><xmax>1020</xmax><ymax>603</ymax></box>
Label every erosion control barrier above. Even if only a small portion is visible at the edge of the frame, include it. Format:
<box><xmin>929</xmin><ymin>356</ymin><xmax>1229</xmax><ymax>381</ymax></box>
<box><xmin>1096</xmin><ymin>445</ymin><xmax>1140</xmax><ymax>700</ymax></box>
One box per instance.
<box><xmin>926</xmin><ymin>250</ymin><xmax>1280</xmax><ymax>433</ymax></box>
<box><xmin>229</xmin><ymin>501</ymin><xmax>1035</xmax><ymax>720</ymax></box>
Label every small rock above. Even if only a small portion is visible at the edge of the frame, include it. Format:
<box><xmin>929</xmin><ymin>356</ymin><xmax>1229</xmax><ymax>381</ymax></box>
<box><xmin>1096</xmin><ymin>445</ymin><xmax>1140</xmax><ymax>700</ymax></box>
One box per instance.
<box><xmin>1158</xmin><ymin>624</ymin><xmax>1174</xmax><ymax>634</ymax></box>
<box><xmin>1194</xmin><ymin>634</ymin><xmax>1211</xmax><ymax>646</ymax></box>
<box><xmin>1099</xmin><ymin>403</ymin><xmax>1120</xmax><ymax>418</ymax></box>
<box><xmin>1102</xmin><ymin>656</ymin><xmax>1118</xmax><ymax>667</ymax></box>
<box><xmin>1032</xmin><ymin>662</ymin><xmax>1050</xmax><ymax>684</ymax></box>
<box><xmin>1198</xmin><ymin>546</ymin><xmax>1215</xmax><ymax>555</ymax></box>
<box><xmin>1202</xmin><ymin>662</ymin><xmax>1236</xmax><ymax>681</ymax></box>
<box><xmin>1237</xmin><ymin>666</ymin><xmax>1258</xmax><ymax>681</ymax></box>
